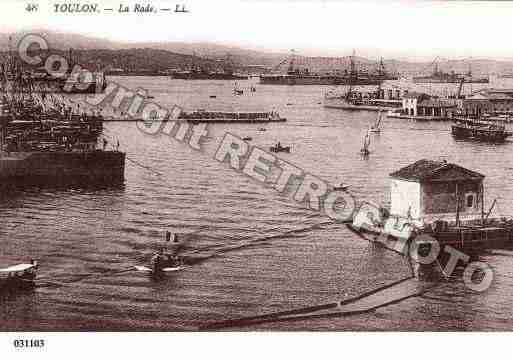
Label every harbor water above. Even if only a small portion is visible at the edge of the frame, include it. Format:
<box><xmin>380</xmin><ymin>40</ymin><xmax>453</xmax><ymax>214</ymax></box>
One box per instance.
<box><xmin>1</xmin><ymin>77</ymin><xmax>513</xmax><ymax>330</ymax></box>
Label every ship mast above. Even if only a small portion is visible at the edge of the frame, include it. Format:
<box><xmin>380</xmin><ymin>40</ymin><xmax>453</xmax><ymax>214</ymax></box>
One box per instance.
<box><xmin>287</xmin><ymin>49</ymin><xmax>295</xmax><ymax>75</ymax></box>
<box><xmin>346</xmin><ymin>50</ymin><xmax>356</xmax><ymax>100</ymax></box>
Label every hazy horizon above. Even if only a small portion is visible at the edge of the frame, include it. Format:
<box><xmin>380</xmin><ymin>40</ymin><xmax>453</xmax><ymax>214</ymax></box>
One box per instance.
<box><xmin>1</xmin><ymin>0</ymin><xmax>513</xmax><ymax>62</ymax></box>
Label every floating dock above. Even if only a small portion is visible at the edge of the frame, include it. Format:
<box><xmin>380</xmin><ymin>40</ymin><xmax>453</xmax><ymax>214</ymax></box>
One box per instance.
<box><xmin>386</xmin><ymin>113</ymin><xmax>453</xmax><ymax>121</ymax></box>
<box><xmin>103</xmin><ymin>111</ymin><xmax>286</xmax><ymax>123</ymax></box>
<box><xmin>186</xmin><ymin>117</ymin><xmax>286</xmax><ymax>124</ymax></box>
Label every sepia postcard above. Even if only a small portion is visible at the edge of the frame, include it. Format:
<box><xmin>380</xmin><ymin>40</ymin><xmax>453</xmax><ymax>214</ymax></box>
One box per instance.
<box><xmin>1</xmin><ymin>0</ymin><xmax>513</xmax><ymax>357</ymax></box>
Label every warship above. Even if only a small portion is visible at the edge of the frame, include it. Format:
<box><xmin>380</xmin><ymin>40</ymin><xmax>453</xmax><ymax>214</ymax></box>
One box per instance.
<box><xmin>170</xmin><ymin>54</ymin><xmax>247</xmax><ymax>80</ymax></box>
<box><xmin>30</xmin><ymin>49</ymin><xmax>107</xmax><ymax>94</ymax></box>
<box><xmin>323</xmin><ymin>57</ymin><xmax>402</xmax><ymax>111</ymax></box>
<box><xmin>170</xmin><ymin>68</ymin><xmax>248</xmax><ymax>80</ymax></box>
<box><xmin>413</xmin><ymin>61</ymin><xmax>488</xmax><ymax>84</ymax></box>
<box><xmin>30</xmin><ymin>67</ymin><xmax>107</xmax><ymax>94</ymax></box>
<box><xmin>260</xmin><ymin>53</ymin><xmax>397</xmax><ymax>86</ymax></box>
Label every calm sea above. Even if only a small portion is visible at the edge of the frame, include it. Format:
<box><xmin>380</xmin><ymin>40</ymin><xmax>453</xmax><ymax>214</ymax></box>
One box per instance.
<box><xmin>1</xmin><ymin>77</ymin><xmax>513</xmax><ymax>330</ymax></box>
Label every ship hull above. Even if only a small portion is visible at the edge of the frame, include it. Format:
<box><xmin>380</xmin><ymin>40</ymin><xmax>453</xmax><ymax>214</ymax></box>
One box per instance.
<box><xmin>171</xmin><ymin>73</ymin><xmax>248</xmax><ymax>80</ymax></box>
<box><xmin>451</xmin><ymin>125</ymin><xmax>512</xmax><ymax>142</ymax></box>
<box><xmin>413</xmin><ymin>77</ymin><xmax>489</xmax><ymax>84</ymax></box>
<box><xmin>347</xmin><ymin>222</ymin><xmax>513</xmax><ymax>279</ymax></box>
<box><xmin>30</xmin><ymin>79</ymin><xmax>106</xmax><ymax>94</ymax></box>
<box><xmin>259</xmin><ymin>75</ymin><xmax>382</xmax><ymax>86</ymax></box>
<box><xmin>347</xmin><ymin>222</ymin><xmax>512</xmax><ymax>254</ymax></box>
<box><xmin>0</xmin><ymin>151</ymin><xmax>125</xmax><ymax>184</ymax></box>
<box><xmin>324</xmin><ymin>97</ymin><xmax>402</xmax><ymax>111</ymax></box>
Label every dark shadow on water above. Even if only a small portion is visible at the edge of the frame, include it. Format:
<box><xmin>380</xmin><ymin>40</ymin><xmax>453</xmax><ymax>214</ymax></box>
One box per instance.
<box><xmin>0</xmin><ymin>180</ymin><xmax>126</xmax><ymax>198</ymax></box>
<box><xmin>0</xmin><ymin>283</ymin><xmax>37</xmax><ymax>302</ymax></box>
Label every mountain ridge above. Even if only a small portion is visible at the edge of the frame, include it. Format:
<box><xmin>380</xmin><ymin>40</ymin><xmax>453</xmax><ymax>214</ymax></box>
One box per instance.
<box><xmin>1</xmin><ymin>30</ymin><xmax>512</xmax><ymax>75</ymax></box>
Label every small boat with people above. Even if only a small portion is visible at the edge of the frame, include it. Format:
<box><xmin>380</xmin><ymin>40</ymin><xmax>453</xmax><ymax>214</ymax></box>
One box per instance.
<box><xmin>270</xmin><ymin>142</ymin><xmax>291</xmax><ymax>153</ymax></box>
<box><xmin>0</xmin><ymin>260</ymin><xmax>38</xmax><ymax>290</ymax></box>
<box><xmin>135</xmin><ymin>231</ymin><xmax>185</xmax><ymax>277</ymax></box>
<box><xmin>135</xmin><ymin>252</ymin><xmax>184</xmax><ymax>276</ymax></box>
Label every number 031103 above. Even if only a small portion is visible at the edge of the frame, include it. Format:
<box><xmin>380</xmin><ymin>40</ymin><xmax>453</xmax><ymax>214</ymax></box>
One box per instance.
<box><xmin>13</xmin><ymin>339</ymin><xmax>45</xmax><ymax>348</ymax></box>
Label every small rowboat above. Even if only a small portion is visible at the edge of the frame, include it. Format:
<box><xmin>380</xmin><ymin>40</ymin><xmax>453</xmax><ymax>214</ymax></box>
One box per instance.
<box><xmin>270</xmin><ymin>144</ymin><xmax>291</xmax><ymax>153</ymax></box>
<box><xmin>333</xmin><ymin>183</ymin><xmax>350</xmax><ymax>191</ymax></box>
<box><xmin>243</xmin><ymin>136</ymin><xmax>252</xmax><ymax>141</ymax></box>
<box><xmin>0</xmin><ymin>261</ymin><xmax>38</xmax><ymax>290</ymax></box>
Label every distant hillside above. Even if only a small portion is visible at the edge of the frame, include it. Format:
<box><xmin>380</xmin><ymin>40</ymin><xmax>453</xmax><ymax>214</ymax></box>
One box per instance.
<box><xmin>1</xmin><ymin>29</ymin><xmax>513</xmax><ymax>75</ymax></box>
<box><xmin>0</xmin><ymin>31</ymin><xmax>120</xmax><ymax>51</ymax></box>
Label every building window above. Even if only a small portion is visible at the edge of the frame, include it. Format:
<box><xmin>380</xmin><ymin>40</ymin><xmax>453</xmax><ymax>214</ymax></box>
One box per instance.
<box><xmin>465</xmin><ymin>193</ymin><xmax>475</xmax><ymax>209</ymax></box>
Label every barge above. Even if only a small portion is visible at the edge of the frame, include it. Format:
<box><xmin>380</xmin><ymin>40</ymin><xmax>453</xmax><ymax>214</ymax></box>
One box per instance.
<box><xmin>110</xmin><ymin>110</ymin><xmax>286</xmax><ymax>124</ymax></box>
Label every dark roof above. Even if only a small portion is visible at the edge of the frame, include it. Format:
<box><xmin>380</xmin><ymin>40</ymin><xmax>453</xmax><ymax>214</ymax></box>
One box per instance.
<box><xmin>390</xmin><ymin>159</ymin><xmax>485</xmax><ymax>182</ymax></box>
<box><xmin>417</xmin><ymin>99</ymin><xmax>457</xmax><ymax>108</ymax></box>
<box><xmin>403</xmin><ymin>91</ymin><xmax>429</xmax><ymax>99</ymax></box>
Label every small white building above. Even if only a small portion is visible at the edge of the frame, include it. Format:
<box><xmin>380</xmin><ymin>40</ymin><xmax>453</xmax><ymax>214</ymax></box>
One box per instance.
<box><xmin>401</xmin><ymin>92</ymin><xmax>457</xmax><ymax>118</ymax></box>
<box><xmin>402</xmin><ymin>92</ymin><xmax>430</xmax><ymax>116</ymax></box>
<box><xmin>388</xmin><ymin>159</ymin><xmax>485</xmax><ymax>228</ymax></box>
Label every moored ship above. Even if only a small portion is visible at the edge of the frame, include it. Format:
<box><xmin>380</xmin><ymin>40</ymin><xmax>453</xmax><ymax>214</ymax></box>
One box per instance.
<box><xmin>0</xmin><ymin>70</ymin><xmax>125</xmax><ymax>185</ymax></box>
<box><xmin>451</xmin><ymin>118</ymin><xmax>512</xmax><ymax>142</ymax></box>
<box><xmin>6</xmin><ymin>47</ymin><xmax>107</xmax><ymax>94</ymax></box>
<box><xmin>30</xmin><ymin>69</ymin><xmax>107</xmax><ymax>94</ymax></box>
<box><xmin>413</xmin><ymin>61</ymin><xmax>489</xmax><ymax>84</ymax></box>
<box><xmin>170</xmin><ymin>53</ymin><xmax>248</xmax><ymax>80</ymax></box>
<box><xmin>260</xmin><ymin>53</ymin><xmax>396</xmax><ymax>86</ymax></box>
<box><xmin>171</xmin><ymin>69</ymin><xmax>248</xmax><ymax>80</ymax></box>
<box><xmin>323</xmin><ymin>86</ymin><xmax>403</xmax><ymax>111</ymax></box>
<box><xmin>323</xmin><ymin>57</ymin><xmax>402</xmax><ymax>111</ymax></box>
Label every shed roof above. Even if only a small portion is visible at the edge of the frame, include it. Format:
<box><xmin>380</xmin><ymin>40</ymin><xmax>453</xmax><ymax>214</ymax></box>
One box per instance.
<box><xmin>403</xmin><ymin>91</ymin><xmax>430</xmax><ymax>99</ymax></box>
<box><xmin>390</xmin><ymin>159</ymin><xmax>485</xmax><ymax>182</ymax></box>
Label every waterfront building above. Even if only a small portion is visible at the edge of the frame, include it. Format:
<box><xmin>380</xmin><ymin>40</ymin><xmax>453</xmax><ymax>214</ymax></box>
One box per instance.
<box><xmin>390</xmin><ymin>92</ymin><xmax>457</xmax><ymax>120</ymax></box>
<box><xmin>460</xmin><ymin>88</ymin><xmax>513</xmax><ymax>116</ymax></box>
<box><xmin>402</xmin><ymin>92</ymin><xmax>457</xmax><ymax>117</ymax></box>
<box><xmin>389</xmin><ymin>159</ymin><xmax>484</xmax><ymax>227</ymax></box>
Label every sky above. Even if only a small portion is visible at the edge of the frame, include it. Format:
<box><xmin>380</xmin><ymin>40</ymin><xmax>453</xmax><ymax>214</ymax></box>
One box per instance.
<box><xmin>1</xmin><ymin>0</ymin><xmax>513</xmax><ymax>61</ymax></box>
